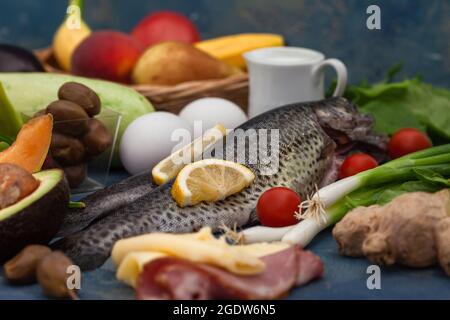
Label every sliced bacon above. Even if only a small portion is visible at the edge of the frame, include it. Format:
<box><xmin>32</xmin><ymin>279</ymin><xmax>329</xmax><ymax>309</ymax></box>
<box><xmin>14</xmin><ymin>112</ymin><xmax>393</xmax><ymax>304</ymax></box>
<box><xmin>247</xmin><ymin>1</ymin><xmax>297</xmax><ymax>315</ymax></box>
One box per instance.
<box><xmin>296</xmin><ymin>250</ymin><xmax>324</xmax><ymax>286</ymax></box>
<box><xmin>136</xmin><ymin>246</ymin><xmax>323</xmax><ymax>300</ymax></box>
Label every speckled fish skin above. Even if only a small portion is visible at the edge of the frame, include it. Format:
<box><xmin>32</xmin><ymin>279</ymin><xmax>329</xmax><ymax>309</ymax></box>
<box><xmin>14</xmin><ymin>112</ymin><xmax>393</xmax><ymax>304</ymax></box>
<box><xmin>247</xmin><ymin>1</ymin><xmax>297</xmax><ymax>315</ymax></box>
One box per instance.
<box><xmin>53</xmin><ymin>98</ymin><xmax>371</xmax><ymax>270</ymax></box>
<box><xmin>57</xmin><ymin>172</ymin><xmax>157</xmax><ymax>237</ymax></box>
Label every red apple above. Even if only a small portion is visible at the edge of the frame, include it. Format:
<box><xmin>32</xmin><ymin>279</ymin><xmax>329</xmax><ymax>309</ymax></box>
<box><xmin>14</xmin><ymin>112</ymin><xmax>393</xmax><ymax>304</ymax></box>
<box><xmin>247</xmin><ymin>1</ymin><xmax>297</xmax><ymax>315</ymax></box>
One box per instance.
<box><xmin>131</xmin><ymin>11</ymin><xmax>200</xmax><ymax>48</ymax></box>
<box><xmin>71</xmin><ymin>31</ymin><xmax>144</xmax><ymax>83</ymax></box>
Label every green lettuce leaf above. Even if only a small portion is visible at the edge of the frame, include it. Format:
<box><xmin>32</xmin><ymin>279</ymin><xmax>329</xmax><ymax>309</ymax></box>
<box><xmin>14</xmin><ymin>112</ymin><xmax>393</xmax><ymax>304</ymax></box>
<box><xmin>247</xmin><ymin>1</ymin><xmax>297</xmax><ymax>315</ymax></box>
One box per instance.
<box><xmin>341</xmin><ymin>74</ymin><xmax>450</xmax><ymax>142</ymax></box>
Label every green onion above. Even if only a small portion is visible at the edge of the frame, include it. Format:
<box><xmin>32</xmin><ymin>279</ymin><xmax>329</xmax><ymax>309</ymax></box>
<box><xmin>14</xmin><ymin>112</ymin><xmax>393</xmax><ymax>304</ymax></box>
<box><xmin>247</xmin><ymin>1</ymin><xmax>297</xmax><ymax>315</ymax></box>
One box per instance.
<box><xmin>311</xmin><ymin>149</ymin><xmax>450</xmax><ymax>210</ymax></box>
<box><xmin>280</xmin><ymin>144</ymin><xmax>450</xmax><ymax>246</ymax></box>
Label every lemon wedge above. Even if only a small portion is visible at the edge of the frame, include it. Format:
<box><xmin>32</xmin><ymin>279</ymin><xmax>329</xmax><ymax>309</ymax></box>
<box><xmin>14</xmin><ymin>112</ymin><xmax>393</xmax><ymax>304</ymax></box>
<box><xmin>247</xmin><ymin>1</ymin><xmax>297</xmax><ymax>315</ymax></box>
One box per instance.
<box><xmin>152</xmin><ymin>124</ymin><xmax>227</xmax><ymax>185</ymax></box>
<box><xmin>171</xmin><ymin>159</ymin><xmax>255</xmax><ymax>207</ymax></box>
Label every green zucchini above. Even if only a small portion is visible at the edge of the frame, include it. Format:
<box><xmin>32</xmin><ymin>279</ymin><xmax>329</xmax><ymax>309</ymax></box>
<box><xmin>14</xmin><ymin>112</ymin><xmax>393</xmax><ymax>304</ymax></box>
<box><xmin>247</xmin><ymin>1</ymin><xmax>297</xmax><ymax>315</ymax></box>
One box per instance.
<box><xmin>0</xmin><ymin>73</ymin><xmax>155</xmax><ymax>166</ymax></box>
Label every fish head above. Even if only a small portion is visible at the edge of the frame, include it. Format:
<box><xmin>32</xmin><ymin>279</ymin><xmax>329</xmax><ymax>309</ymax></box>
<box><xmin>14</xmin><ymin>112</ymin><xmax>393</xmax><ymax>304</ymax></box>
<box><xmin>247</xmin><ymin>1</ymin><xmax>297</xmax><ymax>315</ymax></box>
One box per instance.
<box><xmin>312</xmin><ymin>97</ymin><xmax>388</xmax><ymax>162</ymax></box>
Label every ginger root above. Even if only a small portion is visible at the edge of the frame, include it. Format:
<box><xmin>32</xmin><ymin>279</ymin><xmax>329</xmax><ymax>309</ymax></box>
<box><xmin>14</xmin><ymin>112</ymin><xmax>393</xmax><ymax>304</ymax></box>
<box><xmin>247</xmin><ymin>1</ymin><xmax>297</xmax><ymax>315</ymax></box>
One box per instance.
<box><xmin>332</xmin><ymin>189</ymin><xmax>450</xmax><ymax>276</ymax></box>
<box><xmin>436</xmin><ymin>217</ymin><xmax>450</xmax><ymax>275</ymax></box>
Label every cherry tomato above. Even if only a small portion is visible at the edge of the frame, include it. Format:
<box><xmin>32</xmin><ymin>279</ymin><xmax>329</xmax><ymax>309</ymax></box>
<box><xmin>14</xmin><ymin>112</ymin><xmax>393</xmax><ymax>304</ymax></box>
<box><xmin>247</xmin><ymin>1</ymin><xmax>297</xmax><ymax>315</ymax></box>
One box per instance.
<box><xmin>256</xmin><ymin>187</ymin><xmax>301</xmax><ymax>227</ymax></box>
<box><xmin>388</xmin><ymin>128</ymin><xmax>432</xmax><ymax>159</ymax></box>
<box><xmin>339</xmin><ymin>153</ymin><xmax>378</xmax><ymax>179</ymax></box>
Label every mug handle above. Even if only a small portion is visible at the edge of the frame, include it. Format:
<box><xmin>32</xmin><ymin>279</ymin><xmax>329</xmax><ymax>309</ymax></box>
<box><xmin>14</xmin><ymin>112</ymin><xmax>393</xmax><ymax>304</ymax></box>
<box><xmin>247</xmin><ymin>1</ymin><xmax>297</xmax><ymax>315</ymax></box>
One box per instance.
<box><xmin>313</xmin><ymin>58</ymin><xmax>348</xmax><ymax>97</ymax></box>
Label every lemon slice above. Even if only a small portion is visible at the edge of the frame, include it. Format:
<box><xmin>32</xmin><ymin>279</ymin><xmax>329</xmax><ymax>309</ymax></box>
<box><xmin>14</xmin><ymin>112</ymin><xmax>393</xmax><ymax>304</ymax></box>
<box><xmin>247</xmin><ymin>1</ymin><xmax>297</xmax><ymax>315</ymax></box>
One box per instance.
<box><xmin>152</xmin><ymin>124</ymin><xmax>227</xmax><ymax>185</ymax></box>
<box><xmin>171</xmin><ymin>159</ymin><xmax>255</xmax><ymax>207</ymax></box>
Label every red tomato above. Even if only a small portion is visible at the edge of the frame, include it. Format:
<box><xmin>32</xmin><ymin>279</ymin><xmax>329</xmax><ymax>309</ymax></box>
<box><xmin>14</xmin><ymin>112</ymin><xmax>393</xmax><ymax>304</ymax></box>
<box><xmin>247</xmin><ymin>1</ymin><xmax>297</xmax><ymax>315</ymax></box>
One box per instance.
<box><xmin>131</xmin><ymin>11</ymin><xmax>200</xmax><ymax>48</ymax></box>
<box><xmin>256</xmin><ymin>187</ymin><xmax>301</xmax><ymax>227</ymax></box>
<box><xmin>339</xmin><ymin>153</ymin><xmax>378</xmax><ymax>179</ymax></box>
<box><xmin>388</xmin><ymin>128</ymin><xmax>432</xmax><ymax>159</ymax></box>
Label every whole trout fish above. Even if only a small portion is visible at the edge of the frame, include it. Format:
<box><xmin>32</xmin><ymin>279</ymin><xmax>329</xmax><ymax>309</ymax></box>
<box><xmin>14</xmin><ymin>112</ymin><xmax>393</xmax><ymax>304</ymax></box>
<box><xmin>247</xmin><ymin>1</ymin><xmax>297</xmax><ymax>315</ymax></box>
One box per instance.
<box><xmin>54</xmin><ymin>98</ymin><xmax>386</xmax><ymax>270</ymax></box>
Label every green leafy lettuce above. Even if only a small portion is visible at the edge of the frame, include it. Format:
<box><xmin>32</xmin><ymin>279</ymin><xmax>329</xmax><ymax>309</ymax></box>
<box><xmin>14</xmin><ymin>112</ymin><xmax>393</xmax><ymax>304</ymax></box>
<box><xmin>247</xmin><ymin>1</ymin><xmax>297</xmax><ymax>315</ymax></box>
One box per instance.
<box><xmin>330</xmin><ymin>65</ymin><xmax>450</xmax><ymax>143</ymax></box>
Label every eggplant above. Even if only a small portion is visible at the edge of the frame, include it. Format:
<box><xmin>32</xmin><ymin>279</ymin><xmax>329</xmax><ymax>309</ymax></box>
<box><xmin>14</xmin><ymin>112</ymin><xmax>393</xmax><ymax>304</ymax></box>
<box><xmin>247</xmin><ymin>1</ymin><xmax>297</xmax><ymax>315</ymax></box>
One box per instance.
<box><xmin>0</xmin><ymin>44</ymin><xmax>44</xmax><ymax>72</ymax></box>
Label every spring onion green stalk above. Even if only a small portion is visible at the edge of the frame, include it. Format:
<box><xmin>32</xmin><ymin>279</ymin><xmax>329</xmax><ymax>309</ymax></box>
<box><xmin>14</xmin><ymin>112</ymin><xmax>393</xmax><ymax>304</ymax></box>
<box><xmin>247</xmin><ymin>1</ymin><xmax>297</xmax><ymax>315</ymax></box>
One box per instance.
<box><xmin>306</xmin><ymin>146</ymin><xmax>450</xmax><ymax>210</ymax></box>
<box><xmin>282</xmin><ymin>144</ymin><xmax>450</xmax><ymax>246</ymax></box>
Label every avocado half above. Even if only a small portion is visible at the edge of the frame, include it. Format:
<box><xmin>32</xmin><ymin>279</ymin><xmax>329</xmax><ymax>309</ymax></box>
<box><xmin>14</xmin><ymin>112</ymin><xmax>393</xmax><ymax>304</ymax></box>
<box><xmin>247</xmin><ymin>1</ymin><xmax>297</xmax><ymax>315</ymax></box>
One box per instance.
<box><xmin>0</xmin><ymin>169</ymin><xmax>69</xmax><ymax>261</ymax></box>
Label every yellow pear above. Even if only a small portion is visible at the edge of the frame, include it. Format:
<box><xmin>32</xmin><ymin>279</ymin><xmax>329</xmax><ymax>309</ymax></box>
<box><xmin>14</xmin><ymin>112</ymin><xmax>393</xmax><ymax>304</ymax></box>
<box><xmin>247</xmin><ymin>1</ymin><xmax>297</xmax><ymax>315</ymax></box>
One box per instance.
<box><xmin>132</xmin><ymin>42</ymin><xmax>241</xmax><ymax>86</ymax></box>
<box><xmin>52</xmin><ymin>0</ymin><xmax>91</xmax><ymax>71</ymax></box>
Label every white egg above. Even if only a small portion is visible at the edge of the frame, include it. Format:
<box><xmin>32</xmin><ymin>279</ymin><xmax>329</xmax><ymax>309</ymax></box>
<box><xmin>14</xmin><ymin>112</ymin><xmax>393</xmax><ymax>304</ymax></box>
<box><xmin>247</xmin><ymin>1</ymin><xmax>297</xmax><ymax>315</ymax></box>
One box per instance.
<box><xmin>179</xmin><ymin>97</ymin><xmax>248</xmax><ymax>137</ymax></box>
<box><xmin>120</xmin><ymin>112</ymin><xmax>192</xmax><ymax>175</ymax></box>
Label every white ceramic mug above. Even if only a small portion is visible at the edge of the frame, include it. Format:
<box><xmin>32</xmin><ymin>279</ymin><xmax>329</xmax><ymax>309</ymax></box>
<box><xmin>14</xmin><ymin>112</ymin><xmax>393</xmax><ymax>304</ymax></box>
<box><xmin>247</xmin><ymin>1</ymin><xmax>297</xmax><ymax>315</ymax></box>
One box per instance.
<box><xmin>244</xmin><ymin>47</ymin><xmax>348</xmax><ymax>118</ymax></box>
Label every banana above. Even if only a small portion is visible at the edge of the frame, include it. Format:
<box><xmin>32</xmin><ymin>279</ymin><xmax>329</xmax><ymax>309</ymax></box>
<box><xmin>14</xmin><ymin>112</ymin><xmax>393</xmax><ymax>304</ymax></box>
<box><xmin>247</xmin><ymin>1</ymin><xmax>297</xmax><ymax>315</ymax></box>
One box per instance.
<box><xmin>52</xmin><ymin>0</ymin><xmax>91</xmax><ymax>71</ymax></box>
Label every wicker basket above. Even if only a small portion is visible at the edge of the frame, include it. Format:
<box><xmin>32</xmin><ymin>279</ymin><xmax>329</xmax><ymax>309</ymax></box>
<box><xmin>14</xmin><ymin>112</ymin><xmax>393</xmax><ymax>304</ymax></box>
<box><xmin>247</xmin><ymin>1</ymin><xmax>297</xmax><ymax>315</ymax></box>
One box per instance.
<box><xmin>34</xmin><ymin>48</ymin><xmax>249</xmax><ymax>114</ymax></box>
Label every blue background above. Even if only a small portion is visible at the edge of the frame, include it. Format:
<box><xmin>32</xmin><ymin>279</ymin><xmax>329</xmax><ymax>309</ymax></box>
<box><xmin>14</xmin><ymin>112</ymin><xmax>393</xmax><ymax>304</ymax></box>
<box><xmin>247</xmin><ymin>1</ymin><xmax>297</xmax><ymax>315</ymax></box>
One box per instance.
<box><xmin>1</xmin><ymin>0</ymin><xmax>450</xmax><ymax>300</ymax></box>
<box><xmin>0</xmin><ymin>0</ymin><xmax>449</xmax><ymax>87</ymax></box>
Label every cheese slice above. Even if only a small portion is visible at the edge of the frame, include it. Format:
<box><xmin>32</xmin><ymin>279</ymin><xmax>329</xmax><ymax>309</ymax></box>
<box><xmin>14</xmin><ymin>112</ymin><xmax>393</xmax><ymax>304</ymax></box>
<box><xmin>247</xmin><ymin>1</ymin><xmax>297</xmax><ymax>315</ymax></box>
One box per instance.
<box><xmin>117</xmin><ymin>252</ymin><xmax>167</xmax><ymax>287</ymax></box>
<box><xmin>113</xmin><ymin>228</ymin><xmax>291</xmax><ymax>288</ymax></box>
<box><xmin>112</xmin><ymin>228</ymin><xmax>264</xmax><ymax>275</ymax></box>
<box><xmin>235</xmin><ymin>242</ymin><xmax>290</xmax><ymax>257</ymax></box>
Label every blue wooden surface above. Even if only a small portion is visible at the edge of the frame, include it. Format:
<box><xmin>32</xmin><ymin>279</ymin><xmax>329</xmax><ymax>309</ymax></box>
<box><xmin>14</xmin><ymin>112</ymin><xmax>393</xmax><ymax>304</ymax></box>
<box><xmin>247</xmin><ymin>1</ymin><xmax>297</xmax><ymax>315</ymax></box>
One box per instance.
<box><xmin>1</xmin><ymin>0</ymin><xmax>450</xmax><ymax>300</ymax></box>
<box><xmin>1</xmin><ymin>170</ymin><xmax>449</xmax><ymax>300</ymax></box>
<box><xmin>0</xmin><ymin>0</ymin><xmax>449</xmax><ymax>87</ymax></box>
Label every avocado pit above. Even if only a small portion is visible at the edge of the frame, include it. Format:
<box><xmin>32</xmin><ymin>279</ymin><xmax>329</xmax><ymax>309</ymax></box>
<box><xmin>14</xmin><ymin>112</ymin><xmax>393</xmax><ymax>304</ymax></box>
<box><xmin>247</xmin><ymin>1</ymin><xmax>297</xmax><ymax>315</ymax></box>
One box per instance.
<box><xmin>0</xmin><ymin>164</ymin><xmax>40</xmax><ymax>209</ymax></box>
<box><xmin>0</xmin><ymin>164</ymin><xmax>70</xmax><ymax>261</ymax></box>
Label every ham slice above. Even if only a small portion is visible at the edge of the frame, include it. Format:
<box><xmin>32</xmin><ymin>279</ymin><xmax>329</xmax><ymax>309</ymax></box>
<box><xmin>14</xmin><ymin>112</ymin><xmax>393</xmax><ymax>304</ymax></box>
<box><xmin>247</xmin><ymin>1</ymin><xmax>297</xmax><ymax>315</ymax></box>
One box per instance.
<box><xmin>136</xmin><ymin>246</ymin><xmax>323</xmax><ymax>300</ymax></box>
<box><xmin>296</xmin><ymin>250</ymin><xmax>324</xmax><ymax>286</ymax></box>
